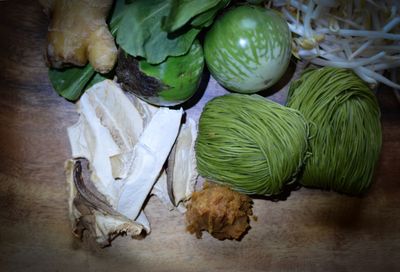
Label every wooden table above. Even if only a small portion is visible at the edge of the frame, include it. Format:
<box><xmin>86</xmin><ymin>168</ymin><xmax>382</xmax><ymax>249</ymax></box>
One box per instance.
<box><xmin>1</xmin><ymin>1</ymin><xmax>399</xmax><ymax>271</ymax></box>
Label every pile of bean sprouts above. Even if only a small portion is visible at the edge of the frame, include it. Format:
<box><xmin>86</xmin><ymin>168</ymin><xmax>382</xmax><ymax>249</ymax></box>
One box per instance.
<box><xmin>270</xmin><ymin>0</ymin><xmax>400</xmax><ymax>96</ymax></box>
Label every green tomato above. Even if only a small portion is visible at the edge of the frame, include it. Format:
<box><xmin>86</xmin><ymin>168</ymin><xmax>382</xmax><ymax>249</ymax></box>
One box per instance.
<box><xmin>116</xmin><ymin>40</ymin><xmax>204</xmax><ymax>106</ymax></box>
<box><xmin>204</xmin><ymin>6</ymin><xmax>292</xmax><ymax>93</ymax></box>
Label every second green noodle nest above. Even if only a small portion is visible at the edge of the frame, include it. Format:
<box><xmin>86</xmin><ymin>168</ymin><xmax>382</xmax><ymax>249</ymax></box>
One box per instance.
<box><xmin>287</xmin><ymin>67</ymin><xmax>382</xmax><ymax>194</ymax></box>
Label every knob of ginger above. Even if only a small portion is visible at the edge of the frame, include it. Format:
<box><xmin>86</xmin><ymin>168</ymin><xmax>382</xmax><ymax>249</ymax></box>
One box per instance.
<box><xmin>40</xmin><ymin>0</ymin><xmax>117</xmax><ymax>73</ymax></box>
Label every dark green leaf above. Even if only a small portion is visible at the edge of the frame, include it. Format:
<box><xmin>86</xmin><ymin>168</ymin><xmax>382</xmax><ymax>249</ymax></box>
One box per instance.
<box><xmin>245</xmin><ymin>0</ymin><xmax>264</xmax><ymax>4</ymax></box>
<box><xmin>191</xmin><ymin>0</ymin><xmax>231</xmax><ymax>28</ymax></box>
<box><xmin>49</xmin><ymin>65</ymin><xmax>96</xmax><ymax>101</ymax></box>
<box><xmin>116</xmin><ymin>0</ymin><xmax>201</xmax><ymax>64</ymax></box>
<box><xmin>109</xmin><ymin>0</ymin><xmax>128</xmax><ymax>35</ymax></box>
<box><xmin>86</xmin><ymin>72</ymin><xmax>113</xmax><ymax>90</ymax></box>
<box><xmin>163</xmin><ymin>0</ymin><xmax>222</xmax><ymax>32</ymax></box>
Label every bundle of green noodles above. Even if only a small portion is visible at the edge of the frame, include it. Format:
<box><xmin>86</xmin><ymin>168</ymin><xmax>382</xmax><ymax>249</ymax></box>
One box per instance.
<box><xmin>195</xmin><ymin>94</ymin><xmax>309</xmax><ymax>195</ymax></box>
<box><xmin>287</xmin><ymin>67</ymin><xmax>382</xmax><ymax>194</ymax></box>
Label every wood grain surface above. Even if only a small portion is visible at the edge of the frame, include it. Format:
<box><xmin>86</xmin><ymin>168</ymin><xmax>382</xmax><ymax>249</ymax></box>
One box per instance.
<box><xmin>1</xmin><ymin>1</ymin><xmax>399</xmax><ymax>272</ymax></box>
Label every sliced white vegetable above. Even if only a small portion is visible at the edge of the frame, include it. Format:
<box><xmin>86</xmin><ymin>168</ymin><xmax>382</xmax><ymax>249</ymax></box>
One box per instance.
<box><xmin>116</xmin><ymin>107</ymin><xmax>183</xmax><ymax>220</ymax></box>
<box><xmin>66</xmin><ymin>80</ymin><xmax>188</xmax><ymax>245</ymax></box>
<box><xmin>152</xmin><ymin>171</ymin><xmax>175</xmax><ymax>211</ymax></box>
<box><xmin>167</xmin><ymin>117</ymin><xmax>198</xmax><ymax>210</ymax></box>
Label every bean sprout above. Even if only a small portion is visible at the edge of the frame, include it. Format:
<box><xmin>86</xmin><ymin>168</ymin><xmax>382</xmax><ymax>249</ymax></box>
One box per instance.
<box><xmin>271</xmin><ymin>0</ymin><xmax>400</xmax><ymax>92</ymax></box>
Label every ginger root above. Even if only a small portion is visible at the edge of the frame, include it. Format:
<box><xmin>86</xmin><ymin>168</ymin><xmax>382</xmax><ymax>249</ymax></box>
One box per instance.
<box><xmin>40</xmin><ymin>0</ymin><xmax>117</xmax><ymax>73</ymax></box>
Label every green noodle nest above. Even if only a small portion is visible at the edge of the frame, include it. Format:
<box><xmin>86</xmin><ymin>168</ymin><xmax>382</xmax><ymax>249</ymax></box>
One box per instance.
<box><xmin>196</xmin><ymin>94</ymin><xmax>310</xmax><ymax>195</ymax></box>
<box><xmin>287</xmin><ymin>67</ymin><xmax>382</xmax><ymax>194</ymax></box>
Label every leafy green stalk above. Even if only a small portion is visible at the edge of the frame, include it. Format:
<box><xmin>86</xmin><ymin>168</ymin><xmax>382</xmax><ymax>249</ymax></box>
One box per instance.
<box><xmin>116</xmin><ymin>0</ymin><xmax>201</xmax><ymax>64</ymax></box>
<box><xmin>163</xmin><ymin>0</ymin><xmax>222</xmax><ymax>32</ymax></box>
<box><xmin>48</xmin><ymin>65</ymin><xmax>95</xmax><ymax>101</ymax></box>
<box><xmin>190</xmin><ymin>0</ymin><xmax>231</xmax><ymax>28</ymax></box>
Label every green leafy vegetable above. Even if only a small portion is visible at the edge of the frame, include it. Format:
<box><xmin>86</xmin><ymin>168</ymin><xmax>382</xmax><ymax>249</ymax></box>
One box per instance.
<box><xmin>48</xmin><ymin>0</ymin><xmax>227</xmax><ymax>101</ymax></box>
<box><xmin>48</xmin><ymin>65</ymin><xmax>96</xmax><ymax>101</ymax></box>
<box><xmin>116</xmin><ymin>0</ymin><xmax>201</xmax><ymax>64</ymax></box>
<box><xmin>245</xmin><ymin>0</ymin><xmax>264</xmax><ymax>4</ymax></box>
<box><xmin>109</xmin><ymin>0</ymin><xmax>128</xmax><ymax>35</ymax></box>
<box><xmin>190</xmin><ymin>0</ymin><xmax>230</xmax><ymax>28</ymax></box>
<box><xmin>163</xmin><ymin>0</ymin><xmax>222</xmax><ymax>32</ymax></box>
<box><xmin>48</xmin><ymin>65</ymin><xmax>113</xmax><ymax>101</ymax></box>
<box><xmin>85</xmin><ymin>73</ymin><xmax>112</xmax><ymax>90</ymax></box>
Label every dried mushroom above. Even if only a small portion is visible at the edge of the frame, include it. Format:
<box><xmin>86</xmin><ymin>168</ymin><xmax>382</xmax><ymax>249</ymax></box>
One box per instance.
<box><xmin>66</xmin><ymin>80</ymin><xmax>196</xmax><ymax>245</ymax></box>
<box><xmin>66</xmin><ymin>159</ymin><xmax>144</xmax><ymax>247</ymax></box>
